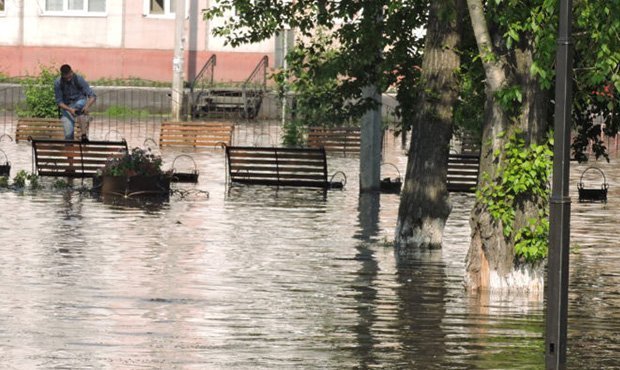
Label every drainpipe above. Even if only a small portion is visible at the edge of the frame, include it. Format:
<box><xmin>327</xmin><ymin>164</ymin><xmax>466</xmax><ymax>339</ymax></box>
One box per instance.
<box><xmin>17</xmin><ymin>0</ymin><xmax>25</xmax><ymax>76</ymax></box>
<box><xmin>18</xmin><ymin>0</ymin><xmax>25</xmax><ymax>45</ymax></box>
<box><xmin>120</xmin><ymin>0</ymin><xmax>125</xmax><ymax>48</ymax></box>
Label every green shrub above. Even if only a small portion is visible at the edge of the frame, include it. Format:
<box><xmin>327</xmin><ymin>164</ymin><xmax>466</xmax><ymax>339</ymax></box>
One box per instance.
<box><xmin>12</xmin><ymin>170</ymin><xmax>41</xmax><ymax>189</ymax></box>
<box><xmin>18</xmin><ymin>65</ymin><xmax>59</xmax><ymax>118</ymax></box>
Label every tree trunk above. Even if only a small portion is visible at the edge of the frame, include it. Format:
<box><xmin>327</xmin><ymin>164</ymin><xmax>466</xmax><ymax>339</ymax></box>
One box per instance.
<box><xmin>395</xmin><ymin>0</ymin><xmax>464</xmax><ymax>252</ymax></box>
<box><xmin>464</xmin><ymin>0</ymin><xmax>549</xmax><ymax>291</ymax></box>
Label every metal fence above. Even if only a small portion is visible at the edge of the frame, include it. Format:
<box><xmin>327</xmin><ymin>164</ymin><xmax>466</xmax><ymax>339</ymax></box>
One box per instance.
<box><xmin>0</xmin><ymin>83</ymin><xmax>402</xmax><ymax>149</ymax></box>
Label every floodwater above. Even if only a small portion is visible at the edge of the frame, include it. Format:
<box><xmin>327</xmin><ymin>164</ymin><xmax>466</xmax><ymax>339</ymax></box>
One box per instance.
<box><xmin>0</xmin><ymin>123</ymin><xmax>619</xmax><ymax>369</ymax></box>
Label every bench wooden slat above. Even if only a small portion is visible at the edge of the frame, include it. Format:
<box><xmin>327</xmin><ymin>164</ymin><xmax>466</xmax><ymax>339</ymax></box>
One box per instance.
<box><xmin>447</xmin><ymin>153</ymin><xmax>480</xmax><ymax>193</ymax></box>
<box><xmin>230</xmin><ymin>172</ymin><xmax>327</xmax><ymax>180</ymax></box>
<box><xmin>230</xmin><ymin>166</ymin><xmax>326</xmax><ymax>174</ymax></box>
<box><xmin>307</xmin><ymin>126</ymin><xmax>361</xmax><ymax>154</ymax></box>
<box><xmin>228</xmin><ymin>151</ymin><xmax>325</xmax><ymax>160</ymax></box>
<box><xmin>226</xmin><ymin>146</ymin><xmax>343</xmax><ymax>189</ymax></box>
<box><xmin>15</xmin><ymin>118</ymin><xmax>84</xmax><ymax>142</ymax></box>
<box><xmin>159</xmin><ymin>121</ymin><xmax>234</xmax><ymax>148</ymax></box>
<box><xmin>32</xmin><ymin>139</ymin><xmax>128</xmax><ymax>178</ymax></box>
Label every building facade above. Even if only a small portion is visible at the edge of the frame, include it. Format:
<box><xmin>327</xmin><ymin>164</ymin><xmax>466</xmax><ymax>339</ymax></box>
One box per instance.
<box><xmin>0</xmin><ymin>0</ymin><xmax>279</xmax><ymax>83</ymax></box>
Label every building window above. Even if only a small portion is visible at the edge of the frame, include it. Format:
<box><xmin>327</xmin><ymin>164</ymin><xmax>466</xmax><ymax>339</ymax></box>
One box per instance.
<box><xmin>45</xmin><ymin>0</ymin><xmax>106</xmax><ymax>13</ymax></box>
<box><xmin>147</xmin><ymin>0</ymin><xmax>176</xmax><ymax>16</ymax></box>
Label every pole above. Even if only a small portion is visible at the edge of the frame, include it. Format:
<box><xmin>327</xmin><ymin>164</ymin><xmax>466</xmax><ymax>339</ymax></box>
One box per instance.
<box><xmin>359</xmin><ymin>85</ymin><xmax>382</xmax><ymax>192</ymax></box>
<box><xmin>171</xmin><ymin>0</ymin><xmax>186</xmax><ymax>121</ymax></box>
<box><xmin>359</xmin><ymin>6</ymin><xmax>382</xmax><ymax>193</ymax></box>
<box><xmin>546</xmin><ymin>0</ymin><xmax>573</xmax><ymax>368</ymax></box>
<box><xmin>281</xmin><ymin>29</ymin><xmax>288</xmax><ymax>129</ymax></box>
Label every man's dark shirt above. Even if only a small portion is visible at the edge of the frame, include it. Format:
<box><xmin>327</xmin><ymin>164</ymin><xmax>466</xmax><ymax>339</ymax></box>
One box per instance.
<box><xmin>54</xmin><ymin>74</ymin><xmax>96</xmax><ymax>106</ymax></box>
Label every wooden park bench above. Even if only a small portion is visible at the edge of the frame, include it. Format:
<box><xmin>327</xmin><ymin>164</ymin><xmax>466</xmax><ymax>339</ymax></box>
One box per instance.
<box><xmin>225</xmin><ymin>146</ymin><xmax>344</xmax><ymax>189</ymax></box>
<box><xmin>31</xmin><ymin>139</ymin><xmax>128</xmax><ymax>178</ymax></box>
<box><xmin>447</xmin><ymin>153</ymin><xmax>480</xmax><ymax>192</ymax></box>
<box><xmin>16</xmin><ymin>118</ymin><xmax>84</xmax><ymax>143</ymax></box>
<box><xmin>307</xmin><ymin>126</ymin><xmax>361</xmax><ymax>155</ymax></box>
<box><xmin>159</xmin><ymin>121</ymin><xmax>234</xmax><ymax>148</ymax></box>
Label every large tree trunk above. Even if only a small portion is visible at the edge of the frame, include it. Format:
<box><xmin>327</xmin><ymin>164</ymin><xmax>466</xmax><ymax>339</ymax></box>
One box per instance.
<box><xmin>464</xmin><ymin>0</ymin><xmax>549</xmax><ymax>291</ymax></box>
<box><xmin>395</xmin><ymin>0</ymin><xmax>464</xmax><ymax>251</ymax></box>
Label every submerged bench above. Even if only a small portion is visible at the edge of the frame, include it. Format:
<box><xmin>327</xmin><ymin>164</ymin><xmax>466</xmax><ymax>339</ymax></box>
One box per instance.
<box><xmin>31</xmin><ymin>139</ymin><xmax>128</xmax><ymax>178</ymax></box>
<box><xmin>159</xmin><ymin>121</ymin><xmax>234</xmax><ymax>148</ymax></box>
<box><xmin>447</xmin><ymin>153</ymin><xmax>480</xmax><ymax>192</ymax></box>
<box><xmin>225</xmin><ymin>146</ymin><xmax>344</xmax><ymax>188</ymax></box>
<box><xmin>16</xmin><ymin>118</ymin><xmax>83</xmax><ymax>143</ymax></box>
<box><xmin>307</xmin><ymin>126</ymin><xmax>361</xmax><ymax>154</ymax></box>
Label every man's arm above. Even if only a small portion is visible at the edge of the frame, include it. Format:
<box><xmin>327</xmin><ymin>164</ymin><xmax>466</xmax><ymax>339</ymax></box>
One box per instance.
<box><xmin>76</xmin><ymin>75</ymin><xmax>97</xmax><ymax>114</ymax></box>
<box><xmin>82</xmin><ymin>95</ymin><xmax>96</xmax><ymax>114</ymax></box>
<box><xmin>53</xmin><ymin>79</ymin><xmax>72</xmax><ymax>114</ymax></box>
<box><xmin>58</xmin><ymin>102</ymin><xmax>77</xmax><ymax>116</ymax></box>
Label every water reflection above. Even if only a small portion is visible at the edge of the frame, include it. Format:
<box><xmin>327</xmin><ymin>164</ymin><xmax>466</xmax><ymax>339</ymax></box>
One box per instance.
<box><xmin>1</xmin><ymin>130</ymin><xmax>620</xmax><ymax>367</ymax></box>
<box><xmin>98</xmin><ymin>193</ymin><xmax>170</xmax><ymax>212</ymax></box>
<box><xmin>352</xmin><ymin>192</ymin><xmax>380</xmax><ymax>367</ymax></box>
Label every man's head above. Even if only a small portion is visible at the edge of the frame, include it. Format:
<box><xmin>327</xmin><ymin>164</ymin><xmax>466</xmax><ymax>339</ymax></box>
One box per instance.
<box><xmin>60</xmin><ymin>64</ymin><xmax>73</xmax><ymax>81</ymax></box>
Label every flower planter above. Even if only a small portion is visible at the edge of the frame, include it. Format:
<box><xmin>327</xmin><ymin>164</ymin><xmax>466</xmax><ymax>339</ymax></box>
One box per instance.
<box><xmin>380</xmin><ymin>177</ymin><xmax>402</xmax><ymax>194</ymax></box>
<box><xmin>170</xmin><ymin>154</ymin><xmax>199</xmax><ymax>183</ymax></box>
<box><xmin>380</xmin><ymin>162</ymin><xmax>402</xmax><ymax>194</ymax></box>
<box><xmin>0</xmin><ymin>149</ymin><xmax>10</xmax><ymax>177</ymax></box>
<box><xmin>0</xmin><ymin>164</ymin><xmax>10</xmax><ymax>177</ymax></box>
<box><xmin>577</xmin><ymin>166</ymin><xmax>608</xmax><ymax>203</ymax></box>
<box><xmin>96</xmin><ymin>175</ymin><xmax>171</xmax><ymax>197</ymax></box>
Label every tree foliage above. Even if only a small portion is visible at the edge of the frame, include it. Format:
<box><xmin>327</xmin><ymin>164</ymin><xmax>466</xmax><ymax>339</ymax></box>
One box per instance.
<box><xmin>204</xmin><ymin>0</ymin><xmax>427</xmax><ymax>133</ymax></box>
<box><xmin>272</xmin><ymin>30</ymin><xmax>354</xmax><ymax>146</ymax></box>
<box><xmin>477</xmin><ymin>131</ymin><xmax>553</xmax><ymax>263</ymax></box>
<box><xmin>572</xmin><ymin>1</ymin><xmax>620</xmax><ymax>161</ymax></box>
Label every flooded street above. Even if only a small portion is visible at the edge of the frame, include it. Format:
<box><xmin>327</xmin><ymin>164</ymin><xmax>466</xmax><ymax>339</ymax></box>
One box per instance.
<box><xmin>0</xmin><ymin>123</ymin><xmax>619</xmax><ymax>368</ymax></box>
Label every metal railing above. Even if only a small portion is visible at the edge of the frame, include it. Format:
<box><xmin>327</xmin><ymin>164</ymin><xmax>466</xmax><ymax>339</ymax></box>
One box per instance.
<box><xmin>0</xmin><ymin>81</ymin><xmax>405</xmax><ymax>150</ymax></box>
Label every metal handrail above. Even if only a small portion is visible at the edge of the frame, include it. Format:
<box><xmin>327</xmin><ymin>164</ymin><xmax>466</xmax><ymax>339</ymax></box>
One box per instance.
<box><xmin>243</xmin><ymin>56</ymin><xmax>268</xmax><ymax>91</ymax></box>
<box><xmin>190</xmin><ymin>54</ymin><xmax>217</xmax><ymax>92</ymax></box>
<box><xmin>240</xmin><ymin>56</ymin><xmax>268</xmax><ymax>119</ymax></box>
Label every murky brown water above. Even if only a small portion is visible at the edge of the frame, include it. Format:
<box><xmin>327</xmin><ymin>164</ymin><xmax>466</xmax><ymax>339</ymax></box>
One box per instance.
<box><xmin>0</xmin><ymin>122</ymin><xmax>619</xmax><ymax>368</ymax></box>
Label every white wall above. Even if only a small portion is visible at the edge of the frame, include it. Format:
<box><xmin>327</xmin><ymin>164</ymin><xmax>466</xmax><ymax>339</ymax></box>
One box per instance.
<box><xmin>22</xmin><ymin>0</ymin><xmax>124</xmax><ymax>48</ymax></box>
<box><xmin>0</xmin><ymin>0</ymin><xmax>23</xmax><ymax>45</ymax></box>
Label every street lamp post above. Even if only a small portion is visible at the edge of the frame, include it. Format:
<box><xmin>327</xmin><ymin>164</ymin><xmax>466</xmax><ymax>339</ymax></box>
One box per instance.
<box><xmin>546</xmin><ymin>0</ymin><xmax>574</xmax><ymax>368</ymax></box>
<box><xmin>171</xmin><ymin>0</ymin><xmax>186</xmax><ymax>121</ymax></box>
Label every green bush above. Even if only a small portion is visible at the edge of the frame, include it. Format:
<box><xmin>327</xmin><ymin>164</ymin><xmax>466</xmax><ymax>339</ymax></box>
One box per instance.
<box><xmin>18</xmin><ymin>65</ymin><xmax>59</xmax><ymax>118</ymax></box>
<box><xmin>12</xmin><ymin>170</ymin><xmax>41</xmax><ymax>189</ymax></box>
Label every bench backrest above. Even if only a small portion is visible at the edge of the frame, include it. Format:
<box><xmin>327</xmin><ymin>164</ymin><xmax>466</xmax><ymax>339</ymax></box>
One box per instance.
<box><xmin>159</xmin><ymin>121</ymin><xmax>234</xmax><ymax>148</ymax></box>
<box><xmin>16</xmin><ymin>118</ymin><xmax>83</xmax><ymax>142</ymax></box>
<box><xmin>307</xmin><ymin>126</ymin><xmax>361</xmax><ymax>154</ymax></box>
<box><xmin>447</xmin><ymin>153</ymin><xmax>480</xmax><ymax>192</ymax></box>
<box><xmin>226</xmin><ymin>146</ymin><xmax>330</xmax><ymax>188</ymax></box>
<box><xmin>32</xmin><ymin>139</ymin><xmax>128</xmax><ymax>178</ymax></box>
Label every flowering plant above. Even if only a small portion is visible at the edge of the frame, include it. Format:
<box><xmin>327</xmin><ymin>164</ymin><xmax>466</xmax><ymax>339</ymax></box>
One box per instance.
<box><xmin>101</xmin><ymin>147</ymin><xmax>165</xmax><ymax>177</ymax></box>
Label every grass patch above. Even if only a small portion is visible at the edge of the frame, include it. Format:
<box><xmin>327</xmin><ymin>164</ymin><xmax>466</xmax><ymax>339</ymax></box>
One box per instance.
<box><xmin>92</xmin><ymin>77</ymin><xmax>171</xmax><ymax>88</ymax></box>
<box><xmin>99</xmin><ymin>105</ymin><xmax>151</xmax><ymax>119</ymax></box>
